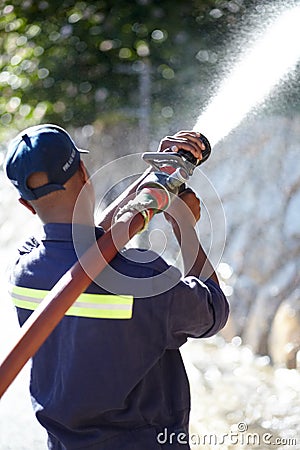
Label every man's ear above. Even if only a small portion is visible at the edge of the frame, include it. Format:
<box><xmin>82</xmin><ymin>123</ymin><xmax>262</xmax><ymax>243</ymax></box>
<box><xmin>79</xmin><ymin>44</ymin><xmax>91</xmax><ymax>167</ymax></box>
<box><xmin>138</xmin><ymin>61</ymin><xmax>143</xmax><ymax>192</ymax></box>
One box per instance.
<box><xmin>18</xmin><ymin>198</ymin><xmax>37</xmax><ymax>215</ymax></box>
<box><xmin>78</xmin><ymin>160</ymin><xmax>90</xmax><ymax>184</ymax></box>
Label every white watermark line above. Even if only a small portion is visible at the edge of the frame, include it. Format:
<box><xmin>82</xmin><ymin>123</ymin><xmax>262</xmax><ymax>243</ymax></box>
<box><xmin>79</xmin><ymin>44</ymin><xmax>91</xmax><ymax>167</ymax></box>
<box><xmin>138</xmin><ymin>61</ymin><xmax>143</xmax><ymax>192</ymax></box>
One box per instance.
<box><xmin>156</xmin><ymin>423</ymin><xmax>298</xmax><ymax>447</ymax></box>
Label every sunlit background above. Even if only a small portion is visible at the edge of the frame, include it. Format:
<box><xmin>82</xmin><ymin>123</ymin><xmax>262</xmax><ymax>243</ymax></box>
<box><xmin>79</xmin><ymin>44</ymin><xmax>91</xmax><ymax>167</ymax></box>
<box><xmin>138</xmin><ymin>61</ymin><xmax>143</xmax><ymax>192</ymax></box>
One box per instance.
<box><xmin>1</xmin><ymin>1</ymin><xmax>300</xmax><ymax>449</ymax></box>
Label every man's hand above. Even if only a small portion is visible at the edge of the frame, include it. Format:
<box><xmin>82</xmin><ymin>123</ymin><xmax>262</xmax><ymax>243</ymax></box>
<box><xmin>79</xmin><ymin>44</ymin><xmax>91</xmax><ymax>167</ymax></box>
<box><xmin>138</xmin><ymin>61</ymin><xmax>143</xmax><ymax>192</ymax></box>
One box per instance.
<box><xmin>158</xmin><ymin>130</ymin><xmax>205</xmax><ymax>161</ymax></box>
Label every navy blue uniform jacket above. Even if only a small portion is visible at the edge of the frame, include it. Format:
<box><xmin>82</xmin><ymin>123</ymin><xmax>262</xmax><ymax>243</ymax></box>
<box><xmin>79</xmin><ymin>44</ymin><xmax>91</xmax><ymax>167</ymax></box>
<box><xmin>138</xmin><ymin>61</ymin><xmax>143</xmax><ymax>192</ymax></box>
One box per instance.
<box><xmin>9</xmin><ymin>223</ymin><xmax>229</xmax><ymax>450</ymax></box>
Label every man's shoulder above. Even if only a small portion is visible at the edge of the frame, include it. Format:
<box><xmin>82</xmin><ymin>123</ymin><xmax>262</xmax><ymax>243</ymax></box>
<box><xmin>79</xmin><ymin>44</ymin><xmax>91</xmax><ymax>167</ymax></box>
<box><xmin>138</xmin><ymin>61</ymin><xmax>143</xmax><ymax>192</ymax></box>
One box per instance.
<box><xmin>118</xmin><ymin>247</ymin><xmax>180</xmax><ymax>278</ymax></box>
<box><xmin>90</xmin><ymin>247</ymin><xmax>182</xmax><ymax>298</ymax></box>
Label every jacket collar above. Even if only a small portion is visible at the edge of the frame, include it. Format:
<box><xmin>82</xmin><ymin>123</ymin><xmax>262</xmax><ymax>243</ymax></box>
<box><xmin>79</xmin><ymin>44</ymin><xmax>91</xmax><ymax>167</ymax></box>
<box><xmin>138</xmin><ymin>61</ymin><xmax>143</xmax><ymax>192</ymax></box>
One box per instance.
<box><xmin>42</xmin><ymin>223</ymin><xmax>104</xmax><ymax>242</ymax></box>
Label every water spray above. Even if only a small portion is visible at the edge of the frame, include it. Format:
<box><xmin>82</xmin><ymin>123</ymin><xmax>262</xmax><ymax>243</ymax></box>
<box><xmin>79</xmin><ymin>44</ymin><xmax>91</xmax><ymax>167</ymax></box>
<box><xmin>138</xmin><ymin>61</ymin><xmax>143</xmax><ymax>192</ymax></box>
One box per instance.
<box><xmin>142</xmin><ymin>5</ymin><xmax>300</xmax><ymax>185</ymax></box>
<box><xmin>194</xmin><ymin>4</ymin><xmax>300</xmax><ymax>147</ymax></box>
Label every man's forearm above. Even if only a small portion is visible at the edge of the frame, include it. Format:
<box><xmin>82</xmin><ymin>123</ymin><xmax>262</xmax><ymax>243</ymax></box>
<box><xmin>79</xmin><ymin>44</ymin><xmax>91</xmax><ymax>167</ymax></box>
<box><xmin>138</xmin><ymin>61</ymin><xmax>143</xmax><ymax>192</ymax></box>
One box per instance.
<box><xmin>172</xmin><ymin>221</ymin><xmax>220</xmax><ymax>285</ymax></box>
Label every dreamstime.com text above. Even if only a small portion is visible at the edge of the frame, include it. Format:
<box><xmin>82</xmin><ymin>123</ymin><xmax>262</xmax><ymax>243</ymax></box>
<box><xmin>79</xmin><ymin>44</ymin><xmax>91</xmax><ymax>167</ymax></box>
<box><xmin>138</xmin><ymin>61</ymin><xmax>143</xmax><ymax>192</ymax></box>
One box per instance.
<box><xmin>156</xmin><ymin>423</ymin><xmax>297</xmax><ymax>447</ymax></box>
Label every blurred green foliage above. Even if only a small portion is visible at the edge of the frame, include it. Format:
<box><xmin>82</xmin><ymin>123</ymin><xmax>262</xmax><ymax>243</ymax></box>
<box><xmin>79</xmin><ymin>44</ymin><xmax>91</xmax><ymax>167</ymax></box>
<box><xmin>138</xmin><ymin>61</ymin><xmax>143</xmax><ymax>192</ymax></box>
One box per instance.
<box><xmin>0</xmin><ymin>0</ymin><xmax>252</xmax><ymax>140</ymax></box>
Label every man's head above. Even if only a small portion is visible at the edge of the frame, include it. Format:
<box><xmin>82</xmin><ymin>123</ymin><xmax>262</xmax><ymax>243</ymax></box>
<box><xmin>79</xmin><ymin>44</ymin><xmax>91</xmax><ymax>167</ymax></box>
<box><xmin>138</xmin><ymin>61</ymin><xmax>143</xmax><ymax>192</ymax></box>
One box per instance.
<box><xmin>5</xmin><ymin>124</ymin><xmax>89</xmax><ymax>200</ymax></box>
<box><xmin>5</xmin><ymin>124</ymin><xmax>94</xmax><ymax>224</ymax></box>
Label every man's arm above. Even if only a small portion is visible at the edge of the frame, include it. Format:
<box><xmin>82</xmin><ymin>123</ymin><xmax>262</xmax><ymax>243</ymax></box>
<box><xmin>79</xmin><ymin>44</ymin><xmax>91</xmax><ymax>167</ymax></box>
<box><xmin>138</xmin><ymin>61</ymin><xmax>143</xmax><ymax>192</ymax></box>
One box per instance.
<box><xmin>164</xmin><ymin>188</ymin><xmax>220</xmax><ymax>285</ymax></box>
<box><xmin>164</xmin><ymin>188</ymin><xmax>229</xmax><ymax>347</ymax></box>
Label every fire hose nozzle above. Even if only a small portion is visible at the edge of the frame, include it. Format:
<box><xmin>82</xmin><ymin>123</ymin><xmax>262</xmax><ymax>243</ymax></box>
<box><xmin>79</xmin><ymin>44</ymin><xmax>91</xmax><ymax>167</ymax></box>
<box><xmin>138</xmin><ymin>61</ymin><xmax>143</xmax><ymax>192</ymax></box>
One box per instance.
<box><xmin>142</xmin><ymin>133</ymin><xmax>211</xmax><ymax>177</ymax></box>
<box><xmin>165</xmin><ymin>167</ymin><xmax>189</xmax><ymax>191</ymax></box>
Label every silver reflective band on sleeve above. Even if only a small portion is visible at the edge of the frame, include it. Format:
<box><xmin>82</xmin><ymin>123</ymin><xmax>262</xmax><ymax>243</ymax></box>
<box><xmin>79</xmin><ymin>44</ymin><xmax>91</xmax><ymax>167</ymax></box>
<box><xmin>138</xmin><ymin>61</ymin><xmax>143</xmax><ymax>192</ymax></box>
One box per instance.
<box><xmin>9</xmin><ymin>285</ymin><xmax>133</xmax><ymax>319</ymax></box>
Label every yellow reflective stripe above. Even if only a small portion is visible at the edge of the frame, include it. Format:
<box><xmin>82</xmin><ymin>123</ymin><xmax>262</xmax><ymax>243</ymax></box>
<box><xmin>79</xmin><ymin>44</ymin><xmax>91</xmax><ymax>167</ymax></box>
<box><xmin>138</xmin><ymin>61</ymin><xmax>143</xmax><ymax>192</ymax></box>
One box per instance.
<box><xmin>10</xmin><ymin>285</ymin><xmax>133</xmax><ymax>319</ymax></box>
<box><xmin>12</xmin><ymin>284</ymin><xmax>48</xmax><ymax>299</ymax></box>
<box><xmin>65</xmin><ymin>305</ymin><xmax>132</xmax><ymax>319</ymax></box>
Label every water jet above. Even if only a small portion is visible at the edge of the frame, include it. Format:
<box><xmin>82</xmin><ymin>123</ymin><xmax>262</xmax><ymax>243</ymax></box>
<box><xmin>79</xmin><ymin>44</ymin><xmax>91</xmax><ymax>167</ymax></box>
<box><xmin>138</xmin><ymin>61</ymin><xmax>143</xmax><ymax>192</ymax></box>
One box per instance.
<box><xmin>193</xmin><ymin>4</ymin><xmax>300</xmax><ymax>147</ymax></box>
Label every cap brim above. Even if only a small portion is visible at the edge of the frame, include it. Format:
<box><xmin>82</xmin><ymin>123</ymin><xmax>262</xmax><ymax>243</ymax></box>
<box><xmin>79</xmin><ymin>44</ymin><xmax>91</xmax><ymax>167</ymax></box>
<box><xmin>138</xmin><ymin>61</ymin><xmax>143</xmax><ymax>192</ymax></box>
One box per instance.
<box><xmin>78</xmin><ymin>148</ymin><xmax>89</xmax><ymax>154</ymax></box>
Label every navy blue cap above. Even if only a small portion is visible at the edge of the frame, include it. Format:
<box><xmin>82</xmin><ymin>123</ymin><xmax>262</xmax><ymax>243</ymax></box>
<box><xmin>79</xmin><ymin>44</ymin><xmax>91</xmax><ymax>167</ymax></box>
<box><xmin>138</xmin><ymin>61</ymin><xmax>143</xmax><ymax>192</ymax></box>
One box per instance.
<box><xmin>5</xmin><ymin>124</ymin><xmax>89</xmax><ymax>200</ymax></box>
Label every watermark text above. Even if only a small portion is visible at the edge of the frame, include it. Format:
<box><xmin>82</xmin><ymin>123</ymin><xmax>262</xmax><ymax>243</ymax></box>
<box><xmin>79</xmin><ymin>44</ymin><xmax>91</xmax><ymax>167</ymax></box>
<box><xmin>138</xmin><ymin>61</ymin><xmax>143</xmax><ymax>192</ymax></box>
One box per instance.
<box><xmin>157</xmin><ymin>423</ymin><xmax>297</xmax><ymax>447</ymax></box>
